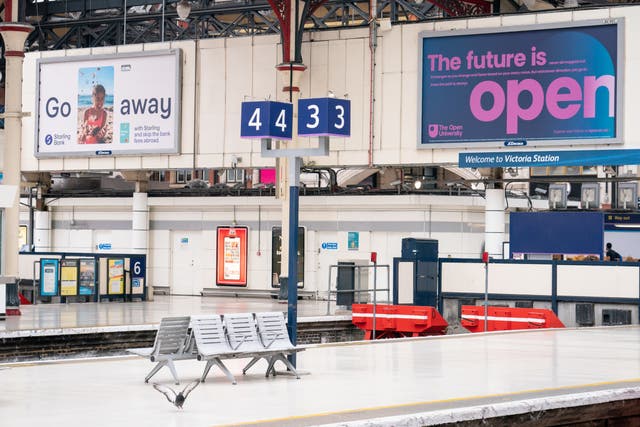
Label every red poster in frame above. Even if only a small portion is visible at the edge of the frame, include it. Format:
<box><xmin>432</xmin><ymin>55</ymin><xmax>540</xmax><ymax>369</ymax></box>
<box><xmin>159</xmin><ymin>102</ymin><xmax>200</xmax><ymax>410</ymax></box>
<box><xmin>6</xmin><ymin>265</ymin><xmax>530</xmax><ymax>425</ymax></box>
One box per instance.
<box><xmin>216</xmin><ymin>226</ymin><xmax>248</xmax><ymax>286</ymax></box>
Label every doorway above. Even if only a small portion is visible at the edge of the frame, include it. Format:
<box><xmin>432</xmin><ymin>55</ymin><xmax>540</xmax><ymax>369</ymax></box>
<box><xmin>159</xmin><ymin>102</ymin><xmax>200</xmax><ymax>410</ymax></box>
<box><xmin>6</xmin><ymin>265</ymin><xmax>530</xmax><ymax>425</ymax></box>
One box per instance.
<box><xmin>171</xmin><ymin>231</ymin><xmax>202</xmax><ymax>295</ymax></box>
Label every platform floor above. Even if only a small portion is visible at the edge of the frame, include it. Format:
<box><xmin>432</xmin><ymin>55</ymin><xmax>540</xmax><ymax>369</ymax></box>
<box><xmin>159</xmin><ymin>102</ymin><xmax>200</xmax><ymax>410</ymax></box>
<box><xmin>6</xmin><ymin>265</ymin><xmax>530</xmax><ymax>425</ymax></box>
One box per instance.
<box><xmin>2</xmin><ymin>297</ymin><xmax>640</xmax><ymax>426</ymax></box>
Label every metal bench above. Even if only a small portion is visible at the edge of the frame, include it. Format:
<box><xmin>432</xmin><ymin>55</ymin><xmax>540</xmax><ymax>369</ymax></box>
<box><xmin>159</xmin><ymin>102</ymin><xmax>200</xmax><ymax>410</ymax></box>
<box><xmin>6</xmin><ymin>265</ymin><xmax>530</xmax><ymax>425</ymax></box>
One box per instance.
<box><xmin>254</xmin><ymin>311</ymin><xmax>305</xmax><ymax>378</ymax></box>
<box><xmin>128</xmin><ymin>316</ymin><xmax>193</xmax><ymax>385</ymax></box>
<box><xmin>190</xmin><ymin>314</ymin><xmax>244</xmax><ymax>384</ymax></box>
<box><xmin>226</xmin><ymin>311</ymin><xmax>304</xmax><ymax>379</ymax></box>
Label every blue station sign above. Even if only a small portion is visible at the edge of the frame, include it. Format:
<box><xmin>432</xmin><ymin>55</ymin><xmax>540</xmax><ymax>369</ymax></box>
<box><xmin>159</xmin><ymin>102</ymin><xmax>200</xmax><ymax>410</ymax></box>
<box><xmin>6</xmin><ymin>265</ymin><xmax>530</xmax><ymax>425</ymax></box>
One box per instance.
<box><xmin>298</xmin><ymin>98</ymin><xmax>351</xmax><ymax>137</ymax></box>
<box><xmin>459</xmin><ymin>148</ymin><xmax>640</xmax><ymax>168</ymax></box>
<box><xmin>240</xmin><ymin>101</ymin><xmax>293</xmax><ymax>140</ymax></box>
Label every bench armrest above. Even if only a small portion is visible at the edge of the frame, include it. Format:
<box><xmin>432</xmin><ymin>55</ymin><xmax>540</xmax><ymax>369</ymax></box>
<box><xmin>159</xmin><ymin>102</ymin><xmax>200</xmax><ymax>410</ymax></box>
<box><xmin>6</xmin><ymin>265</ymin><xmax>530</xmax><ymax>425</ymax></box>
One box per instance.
<box><xmin>262</xmin><ymin>332</ymin><xmax>283</xmax><ymax>349</ymax></box>
<box><xmin>229</xmin><ymin>334</ymin><xmax>248</xmax><ymax>351</ymax></box>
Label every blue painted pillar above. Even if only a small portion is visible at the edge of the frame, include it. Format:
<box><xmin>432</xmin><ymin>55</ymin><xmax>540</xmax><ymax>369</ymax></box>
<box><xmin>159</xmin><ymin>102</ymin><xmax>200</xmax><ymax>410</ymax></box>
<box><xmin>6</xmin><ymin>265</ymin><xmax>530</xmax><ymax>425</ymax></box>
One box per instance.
<box><xmin>287</xmin><ymin>157</ymin><xmax>301</xmax><ymax>366</ymax></box>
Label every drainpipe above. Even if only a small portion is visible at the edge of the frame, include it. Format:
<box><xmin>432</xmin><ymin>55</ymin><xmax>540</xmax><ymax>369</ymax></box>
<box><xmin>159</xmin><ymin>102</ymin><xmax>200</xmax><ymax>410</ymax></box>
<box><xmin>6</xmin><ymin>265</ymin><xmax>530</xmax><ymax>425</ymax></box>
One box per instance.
<box><xmin>368</xmin><ymin>0</ymin><xmax>377</xmax><ymax>167</ymax></box>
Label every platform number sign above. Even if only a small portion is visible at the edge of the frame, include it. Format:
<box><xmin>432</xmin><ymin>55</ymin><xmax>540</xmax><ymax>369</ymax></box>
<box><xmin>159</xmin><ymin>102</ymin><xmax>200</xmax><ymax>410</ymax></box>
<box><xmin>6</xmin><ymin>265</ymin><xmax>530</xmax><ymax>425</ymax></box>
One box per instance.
<box><xmin>241</xmin><ymin>101</ymin><xmax>293</xmax><ymax>140</ymax></box>
<box><xmin>298</xmin><ymin>98</ymin><xmax>351</xmax><ymax>137</ymax></box>
<box><xmin>130</xmin><ymin>256</ymin><xmax>146</xmax><ymax>280</ymax></box>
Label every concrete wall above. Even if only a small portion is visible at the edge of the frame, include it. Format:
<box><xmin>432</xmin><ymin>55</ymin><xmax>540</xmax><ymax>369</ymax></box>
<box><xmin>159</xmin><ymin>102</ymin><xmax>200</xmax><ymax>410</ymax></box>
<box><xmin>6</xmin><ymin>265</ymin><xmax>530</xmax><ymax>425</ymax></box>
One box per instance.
<box><xmin>19</xmin><ymin>194</ymin><xmax>497</xmax><ymax>295</ymax></box>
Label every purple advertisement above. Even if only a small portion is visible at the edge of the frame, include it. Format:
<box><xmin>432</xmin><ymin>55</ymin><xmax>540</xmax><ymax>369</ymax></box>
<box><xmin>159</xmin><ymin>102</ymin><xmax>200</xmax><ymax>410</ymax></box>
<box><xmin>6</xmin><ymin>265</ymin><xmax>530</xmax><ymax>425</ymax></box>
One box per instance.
<box><xmin>420</xmin><ymin>21</ymin><xmax>621</xmax><ymax>147</ymax></box>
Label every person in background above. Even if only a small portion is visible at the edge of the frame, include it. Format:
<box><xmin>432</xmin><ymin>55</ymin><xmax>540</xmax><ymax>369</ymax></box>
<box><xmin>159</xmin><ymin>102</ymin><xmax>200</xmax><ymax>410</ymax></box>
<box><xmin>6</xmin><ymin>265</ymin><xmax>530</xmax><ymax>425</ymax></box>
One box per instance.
<box><xmin>79</xmin><ymin>84</ymin><xmax>108</xmax><ymax>144</ymax></box>
<box><xmin>606</xmin><ymin>242</ymin><xmax>622</xmax><ymax>261</ymax></box>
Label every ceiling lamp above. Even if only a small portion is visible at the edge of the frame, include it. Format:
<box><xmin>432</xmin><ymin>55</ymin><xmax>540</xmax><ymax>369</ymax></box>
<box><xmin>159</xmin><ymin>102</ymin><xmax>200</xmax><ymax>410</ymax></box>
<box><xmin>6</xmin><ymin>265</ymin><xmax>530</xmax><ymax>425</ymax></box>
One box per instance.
<box><xmin>176</xmin><ymin>0</ymin><xmax>191</xmax><ymax>20</ymax></box>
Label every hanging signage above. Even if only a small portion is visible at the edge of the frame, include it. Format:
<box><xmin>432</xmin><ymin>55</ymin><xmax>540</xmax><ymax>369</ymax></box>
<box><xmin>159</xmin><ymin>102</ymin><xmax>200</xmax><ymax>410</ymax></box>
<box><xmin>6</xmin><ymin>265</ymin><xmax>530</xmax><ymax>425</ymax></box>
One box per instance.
<box><xmin>35</xmin><ymin>49</ymin><xmax>181</xmax><ymax>157</ymax></box>
<box><xmin>240</xmin><ymin>101</ymin><xmax>293</xmax><ymax>140</ymax></box>
<box><xmin>459</xmin><ymin>148</ymin><xmax>640</xmax><ymax>168</ymax></box>
<box><xmin>78</xmin><ymin>258</ymin><xmax>96</xmax><ymax>296</ymax></box>
<box><xmin>60</xmin><ymin>259</ymin><xmax>79</xmax><ymax>296</ymax></box>
<box><xmin>298</xmin><ymin>97</ymin><xmax>351</xmax><ymax>137</ymax></box>
<box><xmin>420</xmin><ymin>20</ymin><xmax>622</xmax><ymax>148</ymax></box>
<box><xmin>108</xmin><ymin>258</ymin><xmax>125</xmax><ymax>295</ymax></box>
<box><xmin>216</xmin><ymin>226</ymin><xmax>248</xmax><ymax>286</ymax></box>
<box><xmin>40</xmin><ymin>258</ymin><xmax>59</xmax><ymax>297</ymax></box>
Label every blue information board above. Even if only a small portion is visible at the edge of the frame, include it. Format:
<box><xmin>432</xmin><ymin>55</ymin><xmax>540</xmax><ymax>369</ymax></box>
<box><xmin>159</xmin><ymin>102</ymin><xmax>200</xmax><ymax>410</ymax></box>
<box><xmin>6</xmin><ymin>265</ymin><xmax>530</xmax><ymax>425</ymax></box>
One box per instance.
<box><xmin>298</xmin><ymin>98</ymin><xmax>351</xmax><ymax>137</ymax></box>
<box><xmin>240</xmin><ymin>101</ymin><xmax>293</xmax><ymax>140</ymax></box>
<box><xmin>40</xmin><ymin>258</ymin><xmax>60</xmax><ymax>297</ymax></box>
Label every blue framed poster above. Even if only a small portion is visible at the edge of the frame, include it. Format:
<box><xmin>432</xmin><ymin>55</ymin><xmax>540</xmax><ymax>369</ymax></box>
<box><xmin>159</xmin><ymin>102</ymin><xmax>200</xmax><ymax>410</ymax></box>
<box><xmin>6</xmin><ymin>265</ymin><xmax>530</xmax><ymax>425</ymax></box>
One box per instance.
<box><xmin>420</xmin><ymin>20</ymin><xmax>623</xmax><ymax>148</ymax></box>
<box><xmin>40</xmin><ymin>258</ymin><xmax>60</xmax><ymax>297</ymax></box>
<box><xmin>78</xmin><ymin>258</ymin><xmax>96</xmax><ymax>296</ymax></box>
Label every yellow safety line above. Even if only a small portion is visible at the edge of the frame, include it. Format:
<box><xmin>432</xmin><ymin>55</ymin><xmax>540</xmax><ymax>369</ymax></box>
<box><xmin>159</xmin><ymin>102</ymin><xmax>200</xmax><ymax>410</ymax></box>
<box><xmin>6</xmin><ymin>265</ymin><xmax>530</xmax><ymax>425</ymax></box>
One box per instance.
<box><xmin>215</xmin><ymin>378</ymin><xmax>640</xmax><ymax>426</ymax></box>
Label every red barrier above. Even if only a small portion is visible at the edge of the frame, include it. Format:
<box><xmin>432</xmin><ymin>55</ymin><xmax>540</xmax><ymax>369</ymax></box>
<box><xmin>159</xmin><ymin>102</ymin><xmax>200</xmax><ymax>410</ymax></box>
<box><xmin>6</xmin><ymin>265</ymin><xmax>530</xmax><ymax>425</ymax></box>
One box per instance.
<box><xmin>461</xmin><ymin>305</ymin><xmax>565</xmax><ymax>333</ymax></box>
<box><xmin>352</xmin><ymin>303</ymin><xmax>448</xmax><ymax>340</ymax></box>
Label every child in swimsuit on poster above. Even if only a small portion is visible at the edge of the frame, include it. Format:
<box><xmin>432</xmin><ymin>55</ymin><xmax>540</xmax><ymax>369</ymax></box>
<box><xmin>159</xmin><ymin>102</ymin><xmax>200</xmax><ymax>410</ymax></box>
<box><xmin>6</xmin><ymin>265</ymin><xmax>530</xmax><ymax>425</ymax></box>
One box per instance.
<box><xmin>79</xmin><ymin>84</ymin><xmax>108</xmax><ymax>144</ymax></box>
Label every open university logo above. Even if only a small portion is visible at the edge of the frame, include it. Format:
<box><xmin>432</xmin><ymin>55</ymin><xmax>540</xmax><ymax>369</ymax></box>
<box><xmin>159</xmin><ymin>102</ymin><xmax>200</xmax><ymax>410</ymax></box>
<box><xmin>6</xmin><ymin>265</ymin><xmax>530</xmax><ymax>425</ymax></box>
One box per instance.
<box><xmin>428</xmin><ymin>124</ymin><xmax>438</xmax><ymax>138</ymax></box>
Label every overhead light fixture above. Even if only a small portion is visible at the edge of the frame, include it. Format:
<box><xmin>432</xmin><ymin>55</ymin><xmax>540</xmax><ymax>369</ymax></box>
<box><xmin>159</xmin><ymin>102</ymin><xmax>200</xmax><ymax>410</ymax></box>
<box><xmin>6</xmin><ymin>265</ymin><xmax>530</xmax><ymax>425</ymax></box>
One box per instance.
<box><xmin>616</xmin><ymin>182</ymin><xmax>638</xmax><ymax>210</ymax></box>
<box><xmin>534</xmin><ymin>187</ymin><xmax>547</xmax><ymax>196</ymax></box>
<box><xmin>176</xmin><ymin>0</ymin><xmax>191</xmax><ymax>20</ymax></box>
<box><xmin>377</xmin><ymin>18</ymin><xmax>392</xmax><ymax>32</ymax></box>
<box><xmin>548</xmin><ymin>183</ymin><xmax>568</xmax><ymax>210</ymax></box>
<box><xmin>389</xmin><ymin>180</ymin><xmax>402</xmax><ymax>187</ymax></box>
<box><xmin>413</xmin><ymin>178</ymin><xmax>423</xmax><ymax>190</ymax></box>
<box><xmin>580</xmin><ymin>183</ymin><xmax>599</xmax><ymax>210</ymax></box>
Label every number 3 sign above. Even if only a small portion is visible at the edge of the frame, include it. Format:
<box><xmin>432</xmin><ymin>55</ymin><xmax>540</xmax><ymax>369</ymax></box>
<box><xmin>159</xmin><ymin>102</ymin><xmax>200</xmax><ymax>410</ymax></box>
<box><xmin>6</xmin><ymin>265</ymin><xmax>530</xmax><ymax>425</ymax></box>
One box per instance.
<box><xmin>298</xmin><ymin>98</ymin><xmax>351</xmax><ymax>137</ymax></box>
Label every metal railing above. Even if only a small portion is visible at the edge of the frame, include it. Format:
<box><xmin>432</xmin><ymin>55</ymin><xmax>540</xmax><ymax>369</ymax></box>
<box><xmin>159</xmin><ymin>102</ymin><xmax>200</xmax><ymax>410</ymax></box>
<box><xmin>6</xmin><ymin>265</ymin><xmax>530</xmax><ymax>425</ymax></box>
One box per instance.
<box><xmin>326</xmin><ymin>263</ymin><xmax>391</xmax><ymax>314</ymax></box>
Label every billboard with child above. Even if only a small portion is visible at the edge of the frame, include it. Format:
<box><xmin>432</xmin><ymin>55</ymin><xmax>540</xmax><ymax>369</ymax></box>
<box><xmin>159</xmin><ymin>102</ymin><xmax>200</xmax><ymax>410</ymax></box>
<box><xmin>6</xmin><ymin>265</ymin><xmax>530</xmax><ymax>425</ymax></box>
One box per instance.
<box><xmin>419</xmin><ymin>20</ymin><xmax>623</xmax><ymax>148</ymax></box>
<box><xmin>35</xmin><ymin>49</ymin><xmax>181</xmax><ymax>157</ymax></box>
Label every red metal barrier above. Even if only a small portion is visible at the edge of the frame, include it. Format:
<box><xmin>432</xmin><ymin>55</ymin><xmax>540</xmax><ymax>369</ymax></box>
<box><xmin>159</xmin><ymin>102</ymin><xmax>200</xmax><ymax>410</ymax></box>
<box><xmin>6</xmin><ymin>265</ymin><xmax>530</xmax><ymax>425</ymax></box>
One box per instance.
<box><xmin>352</xmin><ymin>303</ymin><xmax>448</xmax><ymax>340</ymax></box>
<box><xmin>461</xmin><ymin>305</ymin><xmax>565</xmax><ymax>333</ymax></box>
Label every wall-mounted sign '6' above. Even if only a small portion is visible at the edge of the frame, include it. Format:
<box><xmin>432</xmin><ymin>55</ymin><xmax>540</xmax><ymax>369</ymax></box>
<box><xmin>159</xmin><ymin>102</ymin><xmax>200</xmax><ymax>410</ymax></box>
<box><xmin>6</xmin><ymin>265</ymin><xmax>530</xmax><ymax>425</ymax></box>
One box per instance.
<box><xmin>240</xmin><ymin>101</ymin><xmax>293</xmax><ymax>140</ymax></box>
<box><xmin>298</xmin><ymin>98</ymin><xmax>351</xmax><ymax>137</ymax></box>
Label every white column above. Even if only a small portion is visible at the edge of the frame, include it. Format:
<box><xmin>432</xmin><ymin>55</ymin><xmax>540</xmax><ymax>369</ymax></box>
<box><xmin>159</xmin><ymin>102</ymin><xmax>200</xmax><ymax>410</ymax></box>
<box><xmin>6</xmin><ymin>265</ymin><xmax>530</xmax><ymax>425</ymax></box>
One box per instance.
<box><xmin>132</xmin><ymin>192</ymin><xmax>149</xmax><ymax>253</ymax></box>
<box><xmin>485</xmin><ymin>188</ymin><xmax>506</xmax><ymax>259</ymax></box>
<box><xmin>132</xmin><ymin>192</ymin><xmax>151</xmax><ymax>300</ymax></box>
<box><xmin>34</xmin><ymin>210</ymin><xmax>51</xmax><ymax>252</ymax></box>
<box><xmin>0</xmin><ymin>23</ymin><xmax>34</xmax><ymax>279</ymax></box>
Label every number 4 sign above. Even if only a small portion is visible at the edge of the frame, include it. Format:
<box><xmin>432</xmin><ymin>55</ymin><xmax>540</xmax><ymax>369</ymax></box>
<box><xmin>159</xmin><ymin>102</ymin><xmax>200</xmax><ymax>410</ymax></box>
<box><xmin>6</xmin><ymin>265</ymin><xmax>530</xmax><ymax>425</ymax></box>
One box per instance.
<box><xmin>240</xmin><ymin>101</ymin><xmax>293</xmax><ymax>140</ymax></box>
<box><xmin>298</xmin><ymin>98</ymin><xmax>351</xmax><ymax>137</ymax></box>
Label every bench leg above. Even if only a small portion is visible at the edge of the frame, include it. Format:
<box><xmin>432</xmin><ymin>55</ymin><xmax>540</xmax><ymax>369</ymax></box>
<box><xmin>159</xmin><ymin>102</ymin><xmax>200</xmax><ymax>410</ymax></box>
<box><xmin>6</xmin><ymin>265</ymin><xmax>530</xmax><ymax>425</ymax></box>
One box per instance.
<box><xmin>166</xmin><ymin>359</ymin><xmax>180</xmax><ymax>385</ymax></box>
<box><xmin>273</xmin><ymin>354</ymin><xmax>300</xmax><ymax>379</ymax></box>
<box><xmin>145</xmin><ymin>361</ymin><xmax>166</xmax><ymax>383</ymax></box>
<box><xmin>213</xmin><ymin>359</ymin><xmax>237</xmax><ymax>385</ymax></box>
<box><xmin>242</xmin><ymin>357</ymin><xmax>261</xmax><ymax>375</ymax></box>
<box><xmin>201</xmin><ymin>359</ymin><xmax>237</xmax><ymax>385</ymax></box>
<box><xmin>201</xmin><ymin>360</ymin><xmax>215</xmax><ymax>383</ymax></box>
<box><xmin>266</xmin><ymin>356</ymin><xmax>277</xmax><ymax>377</ymax></box>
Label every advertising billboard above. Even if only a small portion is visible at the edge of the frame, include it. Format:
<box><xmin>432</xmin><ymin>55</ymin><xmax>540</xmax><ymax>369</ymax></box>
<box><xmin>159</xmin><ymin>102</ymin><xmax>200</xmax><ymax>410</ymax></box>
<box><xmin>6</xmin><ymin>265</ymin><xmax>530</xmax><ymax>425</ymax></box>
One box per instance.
<box><xmin>60</xmin><ymin>258</ymin><xmax>79</xmax><ymax>296</ymax></box>
<box><xmin>216</xmin><ymin>226</ymin><xmax>248</xmax><ymax>286</ymax></box>
<box><xmin>35</xmin><ymin>49</ymin><xmax>181</xmax><ymax>157</ymax></box>
<box><xmin>420</xmin><ymin>20</ymin><xmax>622</xmax><ymax>148</ymax></box>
